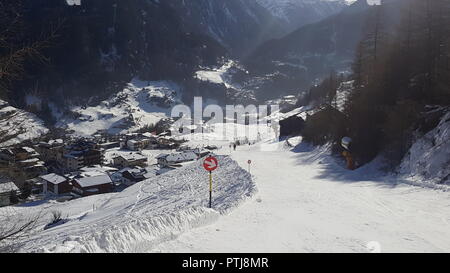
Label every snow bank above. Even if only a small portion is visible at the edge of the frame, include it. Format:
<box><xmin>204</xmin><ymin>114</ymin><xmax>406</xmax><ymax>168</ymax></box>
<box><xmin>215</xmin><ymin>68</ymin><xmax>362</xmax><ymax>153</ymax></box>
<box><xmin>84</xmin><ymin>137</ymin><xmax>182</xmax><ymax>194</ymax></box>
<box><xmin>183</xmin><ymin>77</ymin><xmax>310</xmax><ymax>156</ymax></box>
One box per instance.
<box><xmin>43</xmin><ymin>207</ymin><xmax>221</xmax><ymax>253</ymax></box>
<box><xmin>18</xmin><ymin>156</ymin><xmax>255</xmax><ymax>253</ymax></box>
<box><xmin>399</xmin><ymin>111</ymin><xmax>450</xmax><ymax>188</ymax></box>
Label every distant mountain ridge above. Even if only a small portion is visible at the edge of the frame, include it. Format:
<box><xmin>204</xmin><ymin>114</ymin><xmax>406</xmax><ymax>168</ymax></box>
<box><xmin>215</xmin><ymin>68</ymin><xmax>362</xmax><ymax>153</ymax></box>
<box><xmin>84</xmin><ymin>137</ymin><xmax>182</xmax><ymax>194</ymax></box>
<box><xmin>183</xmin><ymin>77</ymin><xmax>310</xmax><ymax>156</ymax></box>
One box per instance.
<box><xmin>256</xmin><ymin>0</ymin><xmax>346</xmax><ymax>34</ymax></box>
<box><xmin>226</xmin><ymin>0</ymin><xmax>373</xmax><ymax>101</ymax></box>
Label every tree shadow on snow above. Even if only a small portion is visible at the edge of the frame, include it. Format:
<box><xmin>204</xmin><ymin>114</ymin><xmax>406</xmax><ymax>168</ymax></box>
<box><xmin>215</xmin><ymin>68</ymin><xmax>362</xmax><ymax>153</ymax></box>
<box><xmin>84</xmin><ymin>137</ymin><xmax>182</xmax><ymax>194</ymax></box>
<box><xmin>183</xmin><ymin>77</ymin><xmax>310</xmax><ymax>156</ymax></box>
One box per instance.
<box><xmin>290</xmin><ymin>142</ymin><xmax>407</xmax><ymax>189</ymax></box>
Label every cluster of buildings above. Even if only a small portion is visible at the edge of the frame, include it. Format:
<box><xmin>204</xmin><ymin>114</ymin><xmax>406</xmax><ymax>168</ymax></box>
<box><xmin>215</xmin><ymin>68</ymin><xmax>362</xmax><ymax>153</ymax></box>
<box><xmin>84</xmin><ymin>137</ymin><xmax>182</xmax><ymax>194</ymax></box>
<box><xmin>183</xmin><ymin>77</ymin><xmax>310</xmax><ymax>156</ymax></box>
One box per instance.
<box><xmin>0</xmin><ymin>147</ymin><xmax>47</xmax><ymax>188</ymax></box>
<box><xmin>0</xmin><ymin>139</ymin><xmax>108</xmax><ymax>206</ymax></box>
<box><xmin>120</xmin><ymin>132</ymin><xmax>183</xmax><ymax>151</ymax></box>
<box><xmin>0</xmin><ymin>130</ymin><xmax>210</xmax><ymax>207</ymax></box>
<box><xmin>38</xmin><ymin>168</ymin><xmax>114</xmax><ymax>198</ymax></box>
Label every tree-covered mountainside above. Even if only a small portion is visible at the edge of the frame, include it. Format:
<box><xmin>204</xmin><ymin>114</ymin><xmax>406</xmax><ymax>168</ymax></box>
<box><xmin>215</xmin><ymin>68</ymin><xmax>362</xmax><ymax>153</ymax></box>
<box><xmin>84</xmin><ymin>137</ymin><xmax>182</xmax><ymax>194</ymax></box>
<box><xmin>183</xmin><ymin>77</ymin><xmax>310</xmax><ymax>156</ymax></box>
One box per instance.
<box><xmin>237</xmin><ymin>1</ymin><xmax>372</xmax><ymax>101</ymax></box>
<box><xmin>8</xmin><ymin>0</ymin><xmax>231</xmax><ymax>106</ymax></box>
<box><xmin>1</xmin><ymin>0</ymin><xmax>351</xmax><ymax>107</ymax></box>
<box><xmin>299</xmin><ymin>0</ymin><xmax>450</xmax><ymax>166</ymax></box>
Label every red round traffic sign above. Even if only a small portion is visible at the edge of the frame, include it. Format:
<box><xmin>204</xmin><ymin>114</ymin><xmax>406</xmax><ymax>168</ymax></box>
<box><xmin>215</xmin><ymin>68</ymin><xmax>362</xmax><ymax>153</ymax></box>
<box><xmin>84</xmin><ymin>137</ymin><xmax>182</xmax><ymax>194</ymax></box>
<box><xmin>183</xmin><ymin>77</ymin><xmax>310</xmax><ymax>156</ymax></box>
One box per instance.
<box><xmin>248</xmin><ymin>160</ymin><xmax>252</xmax><ymax>164</ymax></box>
<box><xmin>203</xmin><ymin>156</ymin><xmax>218</xmax><ymax>172</ymax></box>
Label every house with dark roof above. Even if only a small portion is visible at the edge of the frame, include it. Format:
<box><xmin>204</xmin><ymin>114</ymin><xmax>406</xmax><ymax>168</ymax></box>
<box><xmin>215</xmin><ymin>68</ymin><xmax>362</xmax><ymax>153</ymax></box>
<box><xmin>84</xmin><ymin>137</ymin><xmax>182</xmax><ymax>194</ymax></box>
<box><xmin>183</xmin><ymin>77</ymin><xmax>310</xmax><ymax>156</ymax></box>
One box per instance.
<box><xmin>112</xmin><ymin>153</ymin><xmax>148</xmax><ymax>168</ymax></box>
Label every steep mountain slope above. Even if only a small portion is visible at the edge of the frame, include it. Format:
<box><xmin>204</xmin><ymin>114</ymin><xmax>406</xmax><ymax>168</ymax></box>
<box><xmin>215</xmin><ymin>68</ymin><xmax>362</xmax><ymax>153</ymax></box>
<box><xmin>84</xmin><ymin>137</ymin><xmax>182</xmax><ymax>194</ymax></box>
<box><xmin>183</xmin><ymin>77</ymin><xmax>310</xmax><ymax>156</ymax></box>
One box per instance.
<box><xmin>170</xmin><ymin>0</ymin><xmax>345</xmax><ymax>57</ymax></box>
<box><xmin>238</xmin><ymin>1</ymin><xmax>372</xmax><ymax>101</ymax></box>
<box><xmin>256</xmin><ymin>0</ymin><xmax>346</xmax><ymax>34</ymax></box>
<box><xmin>165</xmin><ymin>0</ymin><xmax>281</xmax><ymax>58</ymax></box>
<box><xmin>13</xmin><ymin>0</ymin><xmax>227</xmax><ymax>107</ymax></box>
<box><xmin>0</xmin><ymin>100</ymin><xmax>48</xmax><ymax>147</ymax></box>
<box><xmin>12</xmin><ymin>0</ymin><xmax>352</xmax><ymax>105</ymax></box>
<box><xmin>56</xmin><ymin>79</ymin><xmax>181</xmax><ymax>136</ymax></box>
<box><xmin>2</xmin><ymin>0</ymin><xmax>377</xmax><ymax>136</ymax></box>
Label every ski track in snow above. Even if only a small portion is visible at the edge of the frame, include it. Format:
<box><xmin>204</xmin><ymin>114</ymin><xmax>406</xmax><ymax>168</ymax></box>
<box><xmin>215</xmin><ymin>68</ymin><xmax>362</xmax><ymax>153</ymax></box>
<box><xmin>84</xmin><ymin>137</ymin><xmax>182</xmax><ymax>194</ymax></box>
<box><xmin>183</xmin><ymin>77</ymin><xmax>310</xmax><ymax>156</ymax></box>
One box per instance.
<box><xmin>150</xmin><ymin>141</ymin><xmax>450</xmax><ymax>253</ymax></box>
<box><xmin>13</xmin><ymin>156</ymin><xmax>255</xmax><ymax>253</ymax></box>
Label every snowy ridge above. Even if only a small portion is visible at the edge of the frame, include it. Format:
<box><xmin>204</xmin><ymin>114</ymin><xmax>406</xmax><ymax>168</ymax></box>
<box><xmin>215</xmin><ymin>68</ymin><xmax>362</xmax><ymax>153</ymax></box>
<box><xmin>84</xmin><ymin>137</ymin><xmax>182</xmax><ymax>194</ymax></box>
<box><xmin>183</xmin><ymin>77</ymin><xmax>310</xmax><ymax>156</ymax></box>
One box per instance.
<box><xmin>256</xmin><ymin>0</ymin><xmax>345</xmax><ymax>22</ymax></box>
<box><xmin>17</xmin><ymin>156</ymin><xmax>255</xmax><ymax>253</ymax></box>
<box><xmin>56</xmin><ymin>79</ymin><xmax>181</xmax><ymax>136</ymax></box>
<box><xmin>0</xmin><ymin>100</ymin><xmax>48</xmax><ymax>147</ymax></box>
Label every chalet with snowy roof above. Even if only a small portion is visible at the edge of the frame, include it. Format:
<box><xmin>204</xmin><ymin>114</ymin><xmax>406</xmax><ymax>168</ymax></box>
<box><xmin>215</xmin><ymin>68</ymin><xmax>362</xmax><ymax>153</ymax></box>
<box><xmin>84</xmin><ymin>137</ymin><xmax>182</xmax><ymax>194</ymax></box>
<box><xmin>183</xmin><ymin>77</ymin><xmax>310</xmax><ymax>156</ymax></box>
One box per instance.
<box><xmin>127</xmin><ymin>137</ymin><xmax>153</xmax><ymax>151</ymax></box>
<box><xmin>0</xmin><ymin>180</ymin><xmax>20</xmax><ymax>207</ymax></box>
<box><xmin>98</xmin><ymin>142</ymin><xmax>120</xmax><ymax>150</ymax></box>
<box><xmin>63</xmin><ymin>140</ymin><xmax>104</xmax><ymax>171</ymax></box>
<box><xmin>122</xmin><ymin>169</ymin><xmax>147</xmax><ymax>184</ymax></box>
<box><xmin>156</xmin><ymin>150</ymin><xmax>199</xmax><ymax>167</ymax></box>
<box><xmin>0</xmin><ymin>147</ymin><xmax>47</xmax><ymax>185</ymax></box>
<box><xmin>0</xmin><ymin>147</ymin><xmax>40</xmax><ymax>163</ymax></box>
<box><xmin>34</xmin><ymin>139</ymin><xmax>64</xmax><ymax>162</ymax></box>
<box><xmin>112</xmin><ymin>153</ymin><xmax>148</xmax><ymax>168</ymax></box>
<box><xmin>39</xmin><ymin>173</ymin><xmax>71</xmax><ymax>195</ymax></box>
<box><xmin>72</xmin><ymin>174</ymin><xmax>113</xmax><ymax>197</ymax></box>
<box><xmin>156</xmin><ymin>137</ymin><xmax>180</xmax><ymax>149</ymax></box>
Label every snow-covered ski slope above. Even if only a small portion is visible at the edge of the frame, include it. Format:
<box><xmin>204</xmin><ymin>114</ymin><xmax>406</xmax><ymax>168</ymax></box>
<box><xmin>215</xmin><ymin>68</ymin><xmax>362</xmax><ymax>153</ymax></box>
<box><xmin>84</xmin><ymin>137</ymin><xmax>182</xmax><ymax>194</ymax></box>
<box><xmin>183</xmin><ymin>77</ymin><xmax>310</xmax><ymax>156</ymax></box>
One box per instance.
<box><xmin>15</xmin><ymin>156</ymin><xmax>254</xmax><ymax>253</ymax></box>
<box><xmin>152</xmin><ymin>140</ymin><xmax>450</xmax><ymax>253</ymax></box>
<box><xmin>7</xmin><ymin>120</ymin><xmax>450</xmax><ymax>253</ymax></box>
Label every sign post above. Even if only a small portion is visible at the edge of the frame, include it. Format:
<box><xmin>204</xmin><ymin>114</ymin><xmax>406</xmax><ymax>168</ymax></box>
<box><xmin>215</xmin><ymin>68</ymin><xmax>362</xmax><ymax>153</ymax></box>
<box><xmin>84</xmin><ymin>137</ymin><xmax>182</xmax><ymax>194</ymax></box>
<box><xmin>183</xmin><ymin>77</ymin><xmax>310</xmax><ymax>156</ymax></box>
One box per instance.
<box><xmin>203</xmin><ymin>156</ymin><xmax>218</xmax><ymax>208</ymax></box>
<box><xmin>209</xmin><ymin>171</ymin><xmax>212</xmax><ymax>208</ymax></box>
<box><xmin>247</xmin><ymin>159</ymin><xmax>252</xmax><ymax>174</ymax></box>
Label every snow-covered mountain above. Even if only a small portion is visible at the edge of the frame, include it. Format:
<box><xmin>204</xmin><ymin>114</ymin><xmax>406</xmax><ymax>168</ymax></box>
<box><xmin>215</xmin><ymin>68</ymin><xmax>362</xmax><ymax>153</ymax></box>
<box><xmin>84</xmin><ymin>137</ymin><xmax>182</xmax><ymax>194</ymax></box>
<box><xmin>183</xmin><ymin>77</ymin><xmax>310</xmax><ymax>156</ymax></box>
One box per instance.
<box><xmin>169</xmin><ymin>0</ymin><xmax>345</xmax><ymax>56</ymax></box>
<box><xmin>233</xmin><ymin>1</ymin><xmax>370</xmax><ymax>101</ymax></box>
<box><xmin>0</xmin><ymin>100</ymin><xmax>48</xmax><ymax>147</ymax></box>
<box><xmin>4</xmin><ymin>0</ymin><xmax>364</xmax><ymax>138</ymax></box>
<box><xmin>56</xmin><ymin>79</ymin><xmax>181</xmax><ymax>136</ymax></box>
<box><xmin>256</xmin><ymin>0</ymin><xmax>346</xmax><ymax>33</ymax></box>
<box><xmin>166</xmin><ymin>0</ymin><xmax>281</xmax><ymax>57</ymax></box>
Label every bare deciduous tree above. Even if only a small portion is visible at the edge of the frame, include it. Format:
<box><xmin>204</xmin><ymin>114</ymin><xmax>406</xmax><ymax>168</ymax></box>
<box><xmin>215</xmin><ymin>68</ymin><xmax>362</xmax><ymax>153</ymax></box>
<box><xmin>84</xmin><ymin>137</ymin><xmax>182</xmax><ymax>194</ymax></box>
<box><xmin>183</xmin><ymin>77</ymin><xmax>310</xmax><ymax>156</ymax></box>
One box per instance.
<box><xmin>0</xmin><ymin>206</ymin><xmax>42</xmax><ymax>252</ymax></box>
<box><xmin>0</xmin><ymin>0</ymin><xmax>61</xmax><ymax>98</ymax></box>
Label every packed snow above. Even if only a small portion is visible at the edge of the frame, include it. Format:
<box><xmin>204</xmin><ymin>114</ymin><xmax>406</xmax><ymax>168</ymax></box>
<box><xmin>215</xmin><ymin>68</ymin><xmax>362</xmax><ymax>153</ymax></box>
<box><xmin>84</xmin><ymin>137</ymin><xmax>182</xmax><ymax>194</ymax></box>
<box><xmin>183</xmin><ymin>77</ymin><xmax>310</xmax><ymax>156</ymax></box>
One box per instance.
<box><xmin>152</xmin><ymin>139</ymin><xmax>450</xmax><ymax>253</ymax></box>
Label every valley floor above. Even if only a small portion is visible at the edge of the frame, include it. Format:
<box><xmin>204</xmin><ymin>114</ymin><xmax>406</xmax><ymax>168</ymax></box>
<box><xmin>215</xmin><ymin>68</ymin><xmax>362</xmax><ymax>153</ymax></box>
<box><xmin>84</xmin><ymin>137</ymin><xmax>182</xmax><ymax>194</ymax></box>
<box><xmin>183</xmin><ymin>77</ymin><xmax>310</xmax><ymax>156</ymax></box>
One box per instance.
<box><xmin>152</xmin><ymin>140</ymin><xmax>450</xmax><ymax>253</ymax></box>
